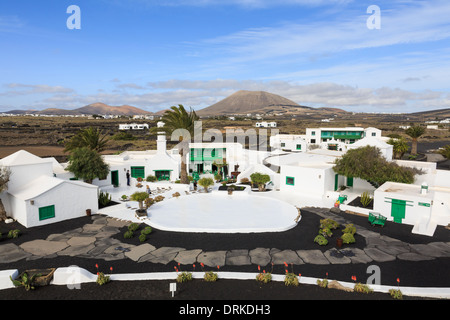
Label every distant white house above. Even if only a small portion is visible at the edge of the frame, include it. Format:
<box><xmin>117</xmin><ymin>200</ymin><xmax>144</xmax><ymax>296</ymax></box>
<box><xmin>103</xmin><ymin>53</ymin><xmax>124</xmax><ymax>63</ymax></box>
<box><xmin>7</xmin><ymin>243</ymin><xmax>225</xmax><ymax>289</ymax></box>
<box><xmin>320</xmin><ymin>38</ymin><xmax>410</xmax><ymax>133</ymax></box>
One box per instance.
<box><xmin>0</xmin><ymin>150</ymin><xmax>98</xmax><ymax>228</ymax></box>
<box><xmin>118</xmin><ymin>123</ymin><xmax>149</xmax><ymax>130</ymax></box>
<box><xmin>255</xmin><ymin>121</ymin><xmax>277</xmax><ymax>128</ymax></box>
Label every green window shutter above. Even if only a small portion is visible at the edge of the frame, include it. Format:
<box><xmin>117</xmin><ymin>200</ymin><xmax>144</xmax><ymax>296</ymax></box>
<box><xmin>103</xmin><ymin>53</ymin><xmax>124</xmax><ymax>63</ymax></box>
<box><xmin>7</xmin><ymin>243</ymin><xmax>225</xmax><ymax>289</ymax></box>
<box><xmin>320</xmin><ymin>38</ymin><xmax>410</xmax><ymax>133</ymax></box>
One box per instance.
<box><xmin>286</xmin><ymin>176</ymin><xmax>295</xmax><ymax>186</ymax></box>
<box><xmin>296</xmin><ymin>144</ymin><xmax>302</xmax><ymax>150</ymax></box>
<box><xmin>131</xmin><ymin>166</ymin><xmax>145</xmax><ymax>179</ymax></box>
<box><xmin>39</xmin><ymin>205</ymin><xmax>55</xmax><ymax>221</ymax></box>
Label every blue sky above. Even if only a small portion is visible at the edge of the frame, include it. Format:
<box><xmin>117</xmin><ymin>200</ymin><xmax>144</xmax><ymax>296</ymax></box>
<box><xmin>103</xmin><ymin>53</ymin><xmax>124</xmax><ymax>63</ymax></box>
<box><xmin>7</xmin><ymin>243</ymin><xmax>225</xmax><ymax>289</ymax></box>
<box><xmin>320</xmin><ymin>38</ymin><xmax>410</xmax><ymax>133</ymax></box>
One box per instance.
<box><xmin>1</xmin><ymin>0</ymin><xmax>450</xmax><ymax>113</ymax></box>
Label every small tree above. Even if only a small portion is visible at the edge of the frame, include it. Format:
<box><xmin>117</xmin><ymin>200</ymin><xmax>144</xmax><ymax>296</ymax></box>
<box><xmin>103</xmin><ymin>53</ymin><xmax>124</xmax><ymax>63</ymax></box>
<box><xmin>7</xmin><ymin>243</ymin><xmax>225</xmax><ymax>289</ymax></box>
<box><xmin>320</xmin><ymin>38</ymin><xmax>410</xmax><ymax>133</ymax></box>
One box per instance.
<box><xmin>130</xmin><ymin>192</ymin><xmax>149</xmax><ymax>212</ymax></box>
<box><xmin>438</xmin><ymin>145</ymin><xmax>450</xmax><ymax>159</ymax></box>
<box><xmin>250</xmin><ymin>172</ymin><xmax>271</xmax><ymax>191</ymax></box>
<box><xmin>198</xmin><ymin>177</ymin><xmax>214</xmax><ymax>193</ymax></box>
<box><xmin>387</xmin><ymin>137</ymin><xmax>409</xmax><ymax>159</ymax></box>
<box><xmin>333</xmin><ymin>146</ymin><xmax>421</xmax><ymax>188</ymax></box>
<box><xmin>66</xmin><ymin>147</ymin><xmax>110</xmax><ymax>184</ymax></box>
<box><xmin>405</xmin><ymin>125</ymin><xmax>425</xmax><ymax>155</ymax></box>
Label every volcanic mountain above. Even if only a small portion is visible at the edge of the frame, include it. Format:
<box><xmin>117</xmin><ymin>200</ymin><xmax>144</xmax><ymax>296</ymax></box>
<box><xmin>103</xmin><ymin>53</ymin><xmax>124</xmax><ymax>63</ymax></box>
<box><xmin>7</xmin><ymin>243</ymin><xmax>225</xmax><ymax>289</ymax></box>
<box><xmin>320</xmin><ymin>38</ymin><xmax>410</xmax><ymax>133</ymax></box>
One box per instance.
<box><xmin>7</xmin><ymin>103</ymin><xmax>152</xmax><ymax>116</ymax></box>
<box><xmin>196</xmin><ymin>90</ymin><xmax>314</xmax><ymax>116</ymax></box>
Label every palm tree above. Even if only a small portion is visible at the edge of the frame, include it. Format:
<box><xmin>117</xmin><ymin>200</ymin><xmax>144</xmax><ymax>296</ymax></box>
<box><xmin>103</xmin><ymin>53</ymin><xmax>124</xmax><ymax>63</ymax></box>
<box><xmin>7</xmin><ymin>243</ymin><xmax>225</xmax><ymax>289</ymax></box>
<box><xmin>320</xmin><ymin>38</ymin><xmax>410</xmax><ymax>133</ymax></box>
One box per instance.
<box><xmin>151</xmin><ymin>105</ymin><xmax>199</xmax><ymax>184</ymax></box>
<box><xmin>405</xmin><ymin>125</ymin><xmax>426</xmax><ymax>155</ymax></box>
<box><xmin>64</xmin><ymin>127</ymin><xmax>109</xmax><ymax>153</ymax></box>
<box><xmin>387</xmin><ymin>137</ymin><xmax>409</xmax><ymax>159</ymax></box>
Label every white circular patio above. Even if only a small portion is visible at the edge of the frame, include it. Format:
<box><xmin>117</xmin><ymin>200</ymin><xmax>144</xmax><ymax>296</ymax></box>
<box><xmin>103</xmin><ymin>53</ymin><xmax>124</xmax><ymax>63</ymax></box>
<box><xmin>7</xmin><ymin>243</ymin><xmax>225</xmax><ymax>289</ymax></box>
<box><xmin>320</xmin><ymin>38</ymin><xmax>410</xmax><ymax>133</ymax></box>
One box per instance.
<box><xmin>146</xmin><ymin>192</ymin><xmax>299</xmax><ymax>233</ymax></box>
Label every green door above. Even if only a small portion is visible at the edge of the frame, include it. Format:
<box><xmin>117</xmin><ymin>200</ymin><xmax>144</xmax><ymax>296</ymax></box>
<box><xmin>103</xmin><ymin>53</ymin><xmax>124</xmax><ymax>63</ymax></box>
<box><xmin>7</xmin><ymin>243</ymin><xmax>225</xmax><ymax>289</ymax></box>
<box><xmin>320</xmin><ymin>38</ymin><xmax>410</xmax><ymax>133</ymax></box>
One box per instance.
<box><xmin>334</xmin><ymin>174</ymin><xmax>339</xmax><ymax>191</ymax></box>
<box><xmin>347</xmin><ymin>176</ymin><xmax>354</xmax><ymax>187</ymax></box>
<box><xmin>391</xmin><ymin>199</ymin><xmax>406</xmax><ymax>223</ymax></box>
<box><xmin>111</xmin><ymin>170</ymin><xmax>119</xmax><ymax>187</ymax></box>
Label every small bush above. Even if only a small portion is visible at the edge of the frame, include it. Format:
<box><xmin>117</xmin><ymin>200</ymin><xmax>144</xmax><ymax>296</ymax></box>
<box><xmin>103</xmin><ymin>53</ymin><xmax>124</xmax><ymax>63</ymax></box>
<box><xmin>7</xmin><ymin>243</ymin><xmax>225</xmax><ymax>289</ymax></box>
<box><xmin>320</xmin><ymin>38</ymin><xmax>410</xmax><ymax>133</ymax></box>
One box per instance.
<box><xmin>138</xmin><ymin>234</ymin><xmax>146</xmax><ymax>242</ymax></box>
<box><xmin>7</xmin><ymin>229</ymin><xmax>20</xmax><ymax>239</ymax></box>
<box><xmin>389</xmin><ymin>289</ymin><xmax>403</xmax><ymax>300</ymax></box>
<box><xmin>319</xmin><ymin>227</ymin><xmax>333</xmax><ymax>238</ymax></box>
<box><xmin>343</xmin><ymin>223</ymin><xmax>356</xmax><ymax>235</ymax></box>
<box><xmin>124</xmin><ymin>230</ymin><xmax>134</xmax><ymax>239</ymax></box>
<box><xmin>128</xmin><ymin>223</ymin><xmax>140</xmax><ymax>232</ymax></box>
<box><xmin>353</xmin><ymin>283</ymin><xmax>373</xmax><ymax>294</ymax></box>
<box><xmin>141</xmin><ymin>226</ymin><xmax>152</xmax><ymax>235</ymax></box>
<box><xmin>256</xmin><ymin>272</ymin><xmax>272</xmax><ymax>284</ymax></box>
<box><xmin>154</xmin><ymin>195</ymin><xmax>165</xmax><ymax>202</ymax></box>
<box><xmin>317</xmin><ymin>278</ymin><xmax>328</xmax><ymax>288</ymax></box>
<box><xmin>320</xmin><ymin>218</ymin><xmax>339</xmax><ymax>230</ymax></box>
<box><xmin>284</xmin><ymin>273</ymin><xmax>299</xmax><ymax>286</ymax></box>
<box><xmin>342</xmin><ymin>232</ymin><xmax>356</xmax><ymax>244</ymax></box>
<box><xmin>146</xmin><ymin>175</ymin><xmax>157</xmax><ymax>182</ymax></box>
<box><xmin>360</xmin><ymin>192</ymin><xmax>373</xmax><ymax>208</ymax></box>
<box><xmin>314</xmin><ymin>234</ymin><xmax>328</xmax><ymax>246</ymax></box>
<box><xmin>177</xmin><ymin>271</ymin><xmax>193</xmax><ymax>283</ymax></box>
<box><xmin>204</xmin><ymin>271</ymin><xmax>218</xmax><ymax>282</ymax></box>
<box><xmin>96</xmin><ymin>272</ymin><xmax>110</xmax><ymax>286</ymax></box>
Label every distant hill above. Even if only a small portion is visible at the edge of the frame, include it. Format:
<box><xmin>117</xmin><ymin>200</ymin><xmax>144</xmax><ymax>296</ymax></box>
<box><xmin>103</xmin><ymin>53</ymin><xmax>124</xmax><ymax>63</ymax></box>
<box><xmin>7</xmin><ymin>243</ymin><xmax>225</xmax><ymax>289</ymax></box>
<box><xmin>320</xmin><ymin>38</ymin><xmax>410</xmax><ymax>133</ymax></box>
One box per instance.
<box><xmin>74</xmin><ymin>103</ymin><xmax>152</xmax><ymax>116</ymax></box>
<box><xmin>196</xmin><ymin>90</ymin><xmax>347</xmax><ymax>116</ymax></box>
<box><xmin>6</xmin><ymin>103</ymin><xmax>152</xmax><ymax>116</ymax></box>
<box><xmin>196</xmin><ymin>90</ymin><xmax>312</xmax><ymax>116</ymax></box>
<box><xmin>408</xmin><ymin>108</ymin><xmax>450</xmax><ymax>120</ymax></box>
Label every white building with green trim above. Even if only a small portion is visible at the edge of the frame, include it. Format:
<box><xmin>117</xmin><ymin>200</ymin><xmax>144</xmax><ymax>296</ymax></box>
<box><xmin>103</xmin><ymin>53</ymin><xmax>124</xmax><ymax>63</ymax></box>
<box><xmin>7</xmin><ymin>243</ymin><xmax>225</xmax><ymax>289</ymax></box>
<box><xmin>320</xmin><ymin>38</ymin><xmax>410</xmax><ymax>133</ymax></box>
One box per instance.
<box><xmin>0</xmin><ymin>150</ymin><xmax>98</xmax><ymax>228</ymax></box>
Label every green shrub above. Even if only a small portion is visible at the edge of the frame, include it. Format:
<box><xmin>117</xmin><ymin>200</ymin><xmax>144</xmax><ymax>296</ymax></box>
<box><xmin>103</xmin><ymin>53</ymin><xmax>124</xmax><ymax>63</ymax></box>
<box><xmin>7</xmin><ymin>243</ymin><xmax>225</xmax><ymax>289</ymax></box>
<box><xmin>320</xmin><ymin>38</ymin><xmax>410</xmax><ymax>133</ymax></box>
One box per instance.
<box><xmin>146</xmin><ymin>175</ymin><xmax>157</xmax><ymax>182</ymax></box>
<box><xmin>7</xmin><ymin>229</ymin><xmax>20</xmax><ymax>239</ymax></box>
<box><xmin>389</xmin><ymin>289</ymin><xmax>403</xmax><ymax>300</ymax></box>
<box><xmin>353</xmin><ymin>283</ymin><xmax>373</xmax><ymax>294</ymax></box>
<box><xmin>256</xmin><ymin>272</ymin><xmax>272</xmax><ymax>284</ymax></box>
<box><xmin>128</xmin><ymin>223</ymin><xmax>140</xmax><ymax>232</ymax></box>
<box><xmin>139</xmin><ymin>234</ymin><xmax>146</xmax><ymax>242</ymax></box>
<box><xmin>177</xmin><ymin>271</ymin><xmax>193</xmax><ymax>283</ymax></box>
<box><xmin>204</xmin><ymin>271</ymin><xmax>218</xmax><ymax>282</ymax></box>
<box><xmin>96</xmin><ymin>272</ymin><xmax>110</xmax><ymax>286</ymax></box>
<box><xmin>342</xmin><ymin>232</ymin><xmax>355</xmax><ymax>244</ymax></box>
<box><xmin>98</xmin><ymin>191</ymin><xmax>112</xmax><ymax>207</ymax></box>
<box><xmin>317</xmin><ymin>278</ymin><xmax>328</xmax><ymax>288</ymax></box>
<box><xmin>320</xmin><ymin>218</ymin><xmax>339</xmax><ymax>230</ymax></box>
<box><xmin>284</xmin><ymin>273</ymin><xmax>299</xmax><ymax>286</ymax></box>
<box><xmin>314</xmin><ymin>234</ymin><xmax>328</xmax><ymax>246</ymax></box>
<box><xmin>10</xmin><ymin>272</ymin><xmax>40</xmax><ymax>291</ymax></box>
<box><xmin>124</xmin><ymin>230</ymin><xmax>134</xmax><ymax>239</ymax></box>
<box><xmin>360</xmin><ymin>192</ymin><xmax>373</xmax><ymax>208</ymax></box>
<box><xmin>343</xmin><ymin>223</ymin><xmax>356</xmax><ymax>235</ymax></box>
<box><xmin>319</xmin><ymin>227</ymin><xmax>333</xmax><ymax>238</ymax></box>
<box><xmin>141</xmin><ymin>226</ymin><xmax>152</xmax><ymax>235</ymax></box>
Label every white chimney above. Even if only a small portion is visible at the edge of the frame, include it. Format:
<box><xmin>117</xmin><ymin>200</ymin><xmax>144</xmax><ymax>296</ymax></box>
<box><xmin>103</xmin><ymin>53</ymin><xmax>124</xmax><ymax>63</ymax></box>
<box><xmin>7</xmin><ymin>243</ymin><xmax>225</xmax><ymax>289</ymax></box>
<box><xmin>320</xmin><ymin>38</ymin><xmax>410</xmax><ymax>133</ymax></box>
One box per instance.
<box><xmin>421</xmin><ymin>182</ymin><xmax>428</xmax><ymax>195</ymax></box>
<box><xmin>157</xmin><ymin>121</ymin><xmax>167</xmax><ymax>154</ymax></box>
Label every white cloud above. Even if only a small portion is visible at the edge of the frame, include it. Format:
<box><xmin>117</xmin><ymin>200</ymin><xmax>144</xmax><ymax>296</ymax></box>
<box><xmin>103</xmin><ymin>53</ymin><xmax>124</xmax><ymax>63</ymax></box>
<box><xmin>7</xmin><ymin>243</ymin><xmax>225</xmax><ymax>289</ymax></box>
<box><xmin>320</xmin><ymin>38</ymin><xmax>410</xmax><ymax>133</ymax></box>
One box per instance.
<box><xmin>1</xmin><ymin>83</ymin><xmax>74</xmax><ymax>96</ymax></box>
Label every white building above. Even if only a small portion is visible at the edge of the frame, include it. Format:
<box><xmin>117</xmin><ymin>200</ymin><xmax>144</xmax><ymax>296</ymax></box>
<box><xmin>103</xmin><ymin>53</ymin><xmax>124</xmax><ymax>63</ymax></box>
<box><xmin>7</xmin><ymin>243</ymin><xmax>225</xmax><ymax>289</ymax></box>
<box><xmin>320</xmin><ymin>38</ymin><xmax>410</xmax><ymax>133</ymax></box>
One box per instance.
<box><xmin>100</xmin><ymin>125</ymin><xmax>180</xmax><ymax>185</ymax></box>
<box><xmin>269</xmin><ymin>134</ymin><xmax>307</xmax><ymax>152</ymax></box>
<box><xmin>255</xmin><ymin>121</ymin><xmax>277</xmax><ymax>128</ymax></box>
<box><xmin>0</xmin><ymin>150</ymin><xmax>98</xmax><ymax>228</ymax></box>
<box><xmin>305</xmin><ymin>127</ymin><xmax>381</xmax><ymax>145</ymax></box>
<box><xmin>118</xmin><ymin>123</ymin><xmax>149</xmax><ymax>130</ymax></box>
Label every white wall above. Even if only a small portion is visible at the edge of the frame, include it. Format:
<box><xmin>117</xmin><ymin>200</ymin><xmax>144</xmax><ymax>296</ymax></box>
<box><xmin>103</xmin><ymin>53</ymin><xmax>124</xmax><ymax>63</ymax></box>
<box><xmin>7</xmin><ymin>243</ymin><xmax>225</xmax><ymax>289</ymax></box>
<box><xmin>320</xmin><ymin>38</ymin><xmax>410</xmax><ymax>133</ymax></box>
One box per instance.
<box><xmin>22</xmin><ymin>182</ymin><xmax>98</xmax><ymax>228</ymax></box>
<box><xmin>281</xmin><ymin>165</ymin><xmax>334</xmax><ymax>197</ymax></box>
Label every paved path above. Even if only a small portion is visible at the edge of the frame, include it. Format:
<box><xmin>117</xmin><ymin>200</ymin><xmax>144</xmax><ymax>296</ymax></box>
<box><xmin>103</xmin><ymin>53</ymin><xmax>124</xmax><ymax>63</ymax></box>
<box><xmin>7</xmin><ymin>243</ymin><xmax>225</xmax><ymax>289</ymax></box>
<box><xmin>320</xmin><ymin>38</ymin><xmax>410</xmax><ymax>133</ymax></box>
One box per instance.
<box><xmin>1</xmin><ymin>208</ymin><xmax>450</xmax><ymax>268</ymax></box>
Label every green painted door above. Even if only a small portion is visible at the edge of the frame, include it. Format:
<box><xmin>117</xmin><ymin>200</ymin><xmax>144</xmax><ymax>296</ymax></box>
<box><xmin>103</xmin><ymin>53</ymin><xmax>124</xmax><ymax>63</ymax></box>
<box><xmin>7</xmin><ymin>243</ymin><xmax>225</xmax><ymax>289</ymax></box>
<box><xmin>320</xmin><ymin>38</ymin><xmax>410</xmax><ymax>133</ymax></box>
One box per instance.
<box><xmin>347</xmin><ymin>176</ymin><xmax>354</xmax><ymax>187</ymax></box>
<box><xmin>391</xmin><ymin>199</ymin><xmax>406</xmax><ymax>223</ymax></box>
<box><xmin>111</xmin><ymin>170</ymin><xmax>119</xmax><ymax>187</ymax></box>
<box><xmin>334</xmin><ymin>174</ymin><xmax>339</xmax><ymax>191</ymax></box>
